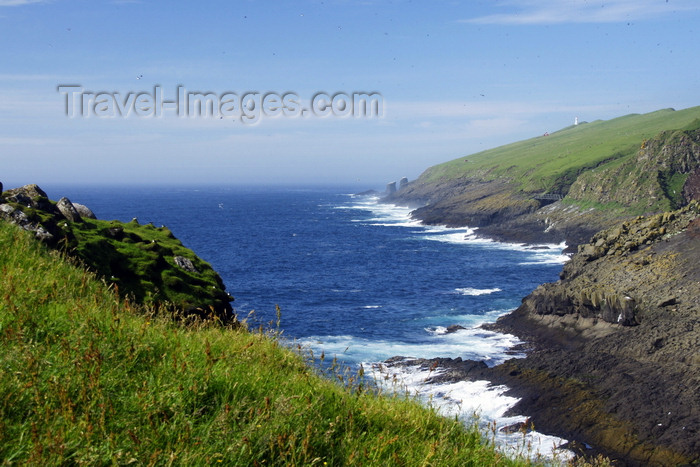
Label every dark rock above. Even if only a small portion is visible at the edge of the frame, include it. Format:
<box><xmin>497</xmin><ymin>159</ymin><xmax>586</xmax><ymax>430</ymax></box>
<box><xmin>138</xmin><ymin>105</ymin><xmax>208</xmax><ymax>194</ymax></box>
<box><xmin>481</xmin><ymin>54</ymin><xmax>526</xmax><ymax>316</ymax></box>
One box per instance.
<box><xmin>489</xmin><ymin>202</ymin><xmax>700</xmax><ymax>465</ymax></box>
<box><xmin>106</xmin><ymin>226</ymin><xmax>124</xmax><ymax>239</ymax></box>
<box><xmin>0</xmin><ymin>203</ymin><xmax>55</xmax><ymax>242</ymax></box>
<box><xmin>500</xmin><ymin>419</ymin><xmax>532</xmax><ymax>434</ymax></box>
<box><xmin>56</xmin><ymin>197</ymin><xmax>82</xmax><ymax>222</ymax></box>
<box><xmin>445</xmin><ymin>324</ymin><xmax>466</xmax><ymax>333</ymax></box>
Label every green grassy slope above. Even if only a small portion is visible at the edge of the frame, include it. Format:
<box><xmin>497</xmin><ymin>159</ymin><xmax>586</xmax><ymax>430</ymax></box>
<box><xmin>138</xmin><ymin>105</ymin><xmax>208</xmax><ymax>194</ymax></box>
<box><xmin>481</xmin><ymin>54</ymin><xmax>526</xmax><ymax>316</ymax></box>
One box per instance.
<box><xmin>0</xmin><ymin>221</ymin><xmax>543</xmax><ymax>466</ymax></box>
<box><xmin>421</xmin><ymin>106</ymin><xmax>700</xmax><ymax>194</ymax></box>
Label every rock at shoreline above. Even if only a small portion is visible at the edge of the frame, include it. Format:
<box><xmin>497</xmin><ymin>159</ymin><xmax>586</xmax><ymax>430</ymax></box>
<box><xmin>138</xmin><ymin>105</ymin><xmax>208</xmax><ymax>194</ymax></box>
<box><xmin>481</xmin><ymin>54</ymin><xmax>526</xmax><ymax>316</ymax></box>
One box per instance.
<box><xmin>488</xmin><ymin>201</ymin><xmax>700</xmax><ymax>466</ymax></box>
<box><xmin>385</xmin><ymin>202</ymin><xmax>700</xmax><ymax>465</ymax></box>
<box><xmin>389</xmin><ymin>124</ymin><xmax>700</xmax><ymax>249</ymax></box>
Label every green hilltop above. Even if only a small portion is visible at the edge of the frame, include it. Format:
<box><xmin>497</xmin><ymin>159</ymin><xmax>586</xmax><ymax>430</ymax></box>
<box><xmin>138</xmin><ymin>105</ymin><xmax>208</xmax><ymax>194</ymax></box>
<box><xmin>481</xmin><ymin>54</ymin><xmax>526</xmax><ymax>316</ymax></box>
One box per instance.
<box><xmin>422</xmin><ymin>106</ymin><xmax>700</xmax><ymax>195</ymax></box>
<box><xmin>396</xmin><ymin>106</ymin><xmax>700</xmax><ymax>245</ymax></box>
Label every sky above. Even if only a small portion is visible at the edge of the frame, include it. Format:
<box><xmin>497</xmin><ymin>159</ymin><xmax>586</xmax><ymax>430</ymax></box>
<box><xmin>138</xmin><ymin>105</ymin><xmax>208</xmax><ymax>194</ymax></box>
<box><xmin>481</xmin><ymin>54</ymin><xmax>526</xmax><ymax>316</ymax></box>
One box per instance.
<box><xmin>1</xmin><ymin>0</ymin><xmax>699</xmax><ymax>189</ymax></box>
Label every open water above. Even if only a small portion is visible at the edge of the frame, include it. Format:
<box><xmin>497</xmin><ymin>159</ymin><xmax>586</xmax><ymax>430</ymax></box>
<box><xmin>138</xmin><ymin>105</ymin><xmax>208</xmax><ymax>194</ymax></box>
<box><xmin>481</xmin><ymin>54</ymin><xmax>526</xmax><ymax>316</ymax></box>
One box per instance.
<box><xmin>52</xmin><ymin>184</ymin><xmax>573</xmax><ymax>461</ymax></box>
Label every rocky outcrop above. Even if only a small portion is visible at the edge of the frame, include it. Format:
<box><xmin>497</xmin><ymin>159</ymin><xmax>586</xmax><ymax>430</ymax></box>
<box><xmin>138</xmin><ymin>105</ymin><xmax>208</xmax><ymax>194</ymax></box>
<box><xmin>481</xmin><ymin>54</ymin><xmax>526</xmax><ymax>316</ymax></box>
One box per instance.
<box><xmin>0</xmin><ymin>183</ymin><xmax>235</xmax><ymax>324</ymax></box>
<box><xmin>56</xmin><ymin>197</ymin><xmax>82</xmax><ymax>222</ymax></box>
<box><xmin>386</xmin><ymin>181</ymin><xmax>397</xmax><ymax>196</ymax></box>
<box><xmin>567</xmin><ymin>128</ymin><xmax>700</xmax><ymax>212</ymax></box>
<box><xmin>4</xmin><ymin>184</ymin><xmax>54</xmax><ymax>211</ymax></box>
<box><xmin>487</xmin><ymin>201</ymin><xmax>700</xmax><ymax>465</ymax></box>
<box><xmin>382</xmin><ymin>202</ymin><xmax>700</xmax><ymax>465</ymax></box>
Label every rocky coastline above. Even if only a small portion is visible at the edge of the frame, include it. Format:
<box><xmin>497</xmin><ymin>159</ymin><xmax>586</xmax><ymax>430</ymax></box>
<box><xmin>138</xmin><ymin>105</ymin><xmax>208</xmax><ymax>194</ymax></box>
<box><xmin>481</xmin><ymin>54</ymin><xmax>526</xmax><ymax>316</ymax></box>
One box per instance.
<box><xmin>373</xmin><ymin>119</ymin><xmax>700</xmax><ymax>465</ymax></box>
<box><xmin>374</xmin><ymin>200</ymin><xmax>700</xmax><ymax>465</ymax></box>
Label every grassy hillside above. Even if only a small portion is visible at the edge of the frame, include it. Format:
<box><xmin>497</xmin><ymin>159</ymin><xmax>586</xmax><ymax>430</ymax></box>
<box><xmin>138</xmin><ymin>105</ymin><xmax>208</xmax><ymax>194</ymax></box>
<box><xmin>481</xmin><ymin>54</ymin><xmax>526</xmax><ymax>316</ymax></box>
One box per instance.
<box><xmin>421</xmin><ymin>106</ymin><xmax>700</xmax><ymax>194</ymax></box>
<box><xmin>0</xmin><ymin>221</ymin><xmax>543</xmax><ymax>466</ymax></box>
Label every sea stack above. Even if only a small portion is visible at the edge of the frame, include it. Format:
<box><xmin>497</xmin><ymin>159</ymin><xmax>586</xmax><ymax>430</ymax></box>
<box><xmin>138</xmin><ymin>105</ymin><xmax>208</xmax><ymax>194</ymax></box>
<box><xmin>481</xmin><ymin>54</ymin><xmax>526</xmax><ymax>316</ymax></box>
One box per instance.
<box><xmin>399</xmin><ymin>177</ymin><xmax>408</xmax><ymax>190</ymax></box>
<box><xmin>386</xmin><ymin>181</ymin><xmax>397</xmax><ymax>196</ymax></box>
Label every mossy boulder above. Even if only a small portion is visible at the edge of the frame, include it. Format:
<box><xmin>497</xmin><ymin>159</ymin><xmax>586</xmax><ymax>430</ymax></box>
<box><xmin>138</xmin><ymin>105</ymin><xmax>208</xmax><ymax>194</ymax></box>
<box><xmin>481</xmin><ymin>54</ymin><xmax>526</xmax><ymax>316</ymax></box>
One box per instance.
<box><xmin>0</xmin><ymin>183</ymin><xmax>235</xmax><ymax>324</ymax></box>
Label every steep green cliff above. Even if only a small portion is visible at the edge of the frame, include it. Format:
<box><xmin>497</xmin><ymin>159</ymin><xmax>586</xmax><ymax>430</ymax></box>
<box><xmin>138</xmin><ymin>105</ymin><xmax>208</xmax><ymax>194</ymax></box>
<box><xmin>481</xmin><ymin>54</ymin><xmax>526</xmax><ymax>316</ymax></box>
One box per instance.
<box><xmin>392</xmin><ymin>106</ymin><xmax>700</xmax><ymax>247</ymax></box>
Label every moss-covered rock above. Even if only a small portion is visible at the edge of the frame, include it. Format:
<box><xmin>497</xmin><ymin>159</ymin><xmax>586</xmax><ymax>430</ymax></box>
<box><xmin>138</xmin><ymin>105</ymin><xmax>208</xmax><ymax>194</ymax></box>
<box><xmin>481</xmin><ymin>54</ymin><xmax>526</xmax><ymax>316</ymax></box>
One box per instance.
<box><xmin>0</xmin><ymin>184</ymin><xmax>235</xmax><ymax>324</ymax></box>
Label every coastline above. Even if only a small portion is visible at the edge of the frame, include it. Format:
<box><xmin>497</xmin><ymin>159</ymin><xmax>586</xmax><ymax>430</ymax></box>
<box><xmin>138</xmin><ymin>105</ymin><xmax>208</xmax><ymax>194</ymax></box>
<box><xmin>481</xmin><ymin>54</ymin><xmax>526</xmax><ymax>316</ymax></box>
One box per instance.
<box><xmin>374</xmin><ymin>194</ymin><xmax>700</xmax><ymax>466</ymax></box>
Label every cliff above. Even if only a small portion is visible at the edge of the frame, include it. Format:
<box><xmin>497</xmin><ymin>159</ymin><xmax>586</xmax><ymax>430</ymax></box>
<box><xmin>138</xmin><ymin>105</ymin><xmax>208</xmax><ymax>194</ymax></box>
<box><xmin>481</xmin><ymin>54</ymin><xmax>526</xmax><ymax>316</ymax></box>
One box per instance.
<box><xmin>0</xmin><ymin>183</ymin><xmax>235</xmax><ymax>323</ymax></box>
<box><xmin>385</xmin><ymin>203</ymin><xmax>700</xmax><ymax>465</ymax></box>
<box><xmin>389</xmin><ymin>107</ymin><xmax>700</xmax><ymax>248</ymax></box>
<box><xmin>490</xmin><ymin>202</ymin><xmax>700</xmax><ymax>465</ymax></box>
<box><xmin>381</xmin><ymin>107</ymin><xmax>700</xmax><ymax>465</ymax></box>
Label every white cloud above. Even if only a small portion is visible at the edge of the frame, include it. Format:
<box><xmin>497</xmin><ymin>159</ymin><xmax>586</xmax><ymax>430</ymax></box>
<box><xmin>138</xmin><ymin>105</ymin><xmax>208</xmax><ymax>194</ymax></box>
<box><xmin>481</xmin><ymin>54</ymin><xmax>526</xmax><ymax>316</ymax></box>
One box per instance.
<box><xmin>462</xmin><ymin>0</ymin><xmax>700</xmax><ymax>25</ymax></box>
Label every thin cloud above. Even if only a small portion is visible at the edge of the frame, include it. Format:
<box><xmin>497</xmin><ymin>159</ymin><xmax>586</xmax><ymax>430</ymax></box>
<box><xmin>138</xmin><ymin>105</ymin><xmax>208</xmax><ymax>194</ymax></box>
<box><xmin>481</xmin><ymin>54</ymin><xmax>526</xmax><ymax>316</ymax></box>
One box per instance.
<box><xmin>462</xmin><ymin>0</ymin><xmax>700</xmax><ymax>25</ymax></box>
<box><xmin>0</xmin><ymin>0</ymin><xmax>47</xmax><ymax>6</ymax></box>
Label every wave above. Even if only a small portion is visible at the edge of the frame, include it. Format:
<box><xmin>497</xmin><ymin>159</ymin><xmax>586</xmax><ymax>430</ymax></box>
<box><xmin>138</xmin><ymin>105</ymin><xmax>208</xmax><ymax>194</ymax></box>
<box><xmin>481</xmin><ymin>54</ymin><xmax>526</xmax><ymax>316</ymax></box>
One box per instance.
<box><xmin>367</xmin><ymin>363</ymin><xmax>574</xmax><ymax>462</ymax></box>
<box><xmin>295</xmin><ymin>324</ymin><xmax>523</xmax><ymax>368</ymax></box>
<box><xmin>341</xmin><ymin>196</ymin><xmax>570</xmax><ymax>264</ymax></box>
<box><xmin>455</xmin><ymin>287</ymin><xmax>502</xmax><ymax>296</ymax></box>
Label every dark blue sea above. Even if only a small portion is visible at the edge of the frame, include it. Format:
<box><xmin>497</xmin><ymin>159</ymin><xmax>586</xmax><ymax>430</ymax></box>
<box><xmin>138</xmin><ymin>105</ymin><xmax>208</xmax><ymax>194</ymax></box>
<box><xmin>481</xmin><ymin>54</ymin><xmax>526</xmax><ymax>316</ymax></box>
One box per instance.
<box><xmin>48</xmin><ymin>184</ymin><xmax>573</xmax><ymax>459</ymax></box>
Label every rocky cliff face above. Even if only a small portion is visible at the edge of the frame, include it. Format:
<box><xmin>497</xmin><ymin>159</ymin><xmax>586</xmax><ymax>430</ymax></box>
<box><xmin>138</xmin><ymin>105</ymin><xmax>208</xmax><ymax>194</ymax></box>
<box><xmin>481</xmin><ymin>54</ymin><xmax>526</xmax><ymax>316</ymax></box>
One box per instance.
<box><xmin>567</xmin><ymin>128</ymin><xmax>700</xmax><ymax>212</ymax></box>
<box><xmin>387</xmin><ymin>202</ymin><xmax>700</xmax><ymax>465</ymax></box>
<box><xmin>0</xmin><ymin>184</ymin><xmax>235</xmax><ymax>324</ymax></box>
<box><xmin>382</xmin><ymin>122</ymin><xmax>700</xmax><ymax>464</ymax></box>
<box><xmin>490</xmin><ymin>201</ymin><xmax>700</xmax><ymax>465</ymax></box>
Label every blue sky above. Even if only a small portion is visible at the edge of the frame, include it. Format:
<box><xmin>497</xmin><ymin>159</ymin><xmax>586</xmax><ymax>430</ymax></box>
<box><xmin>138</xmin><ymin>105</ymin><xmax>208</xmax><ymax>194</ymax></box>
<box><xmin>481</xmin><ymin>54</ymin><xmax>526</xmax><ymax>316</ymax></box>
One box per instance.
<box><xmin>1</xmin><ymin>0</ymin><xmax>698</xmax><ymax>188</ymax></box>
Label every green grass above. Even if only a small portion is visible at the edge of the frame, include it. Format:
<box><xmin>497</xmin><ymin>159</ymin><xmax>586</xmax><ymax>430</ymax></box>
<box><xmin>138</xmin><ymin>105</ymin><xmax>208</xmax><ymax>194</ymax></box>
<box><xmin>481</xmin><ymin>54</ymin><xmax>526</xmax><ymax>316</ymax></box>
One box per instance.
<box><xmin>422</xmin><ymin>106</ymin><xmax>700</xmax><ymax>194</ymax></box>
<box><xmin>0</xmin><ymin>221</ymin><xmax>549</xmax><ymax>466</ymax></box>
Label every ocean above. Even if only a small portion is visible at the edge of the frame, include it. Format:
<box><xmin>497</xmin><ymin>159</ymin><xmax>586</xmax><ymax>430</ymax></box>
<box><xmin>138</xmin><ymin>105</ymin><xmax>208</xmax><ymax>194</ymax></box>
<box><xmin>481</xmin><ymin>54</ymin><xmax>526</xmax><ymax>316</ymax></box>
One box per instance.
<box><xmin>51</xmin><ymin>184</ymin><xmax>573</xmax><ymax>461</ymax></box>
